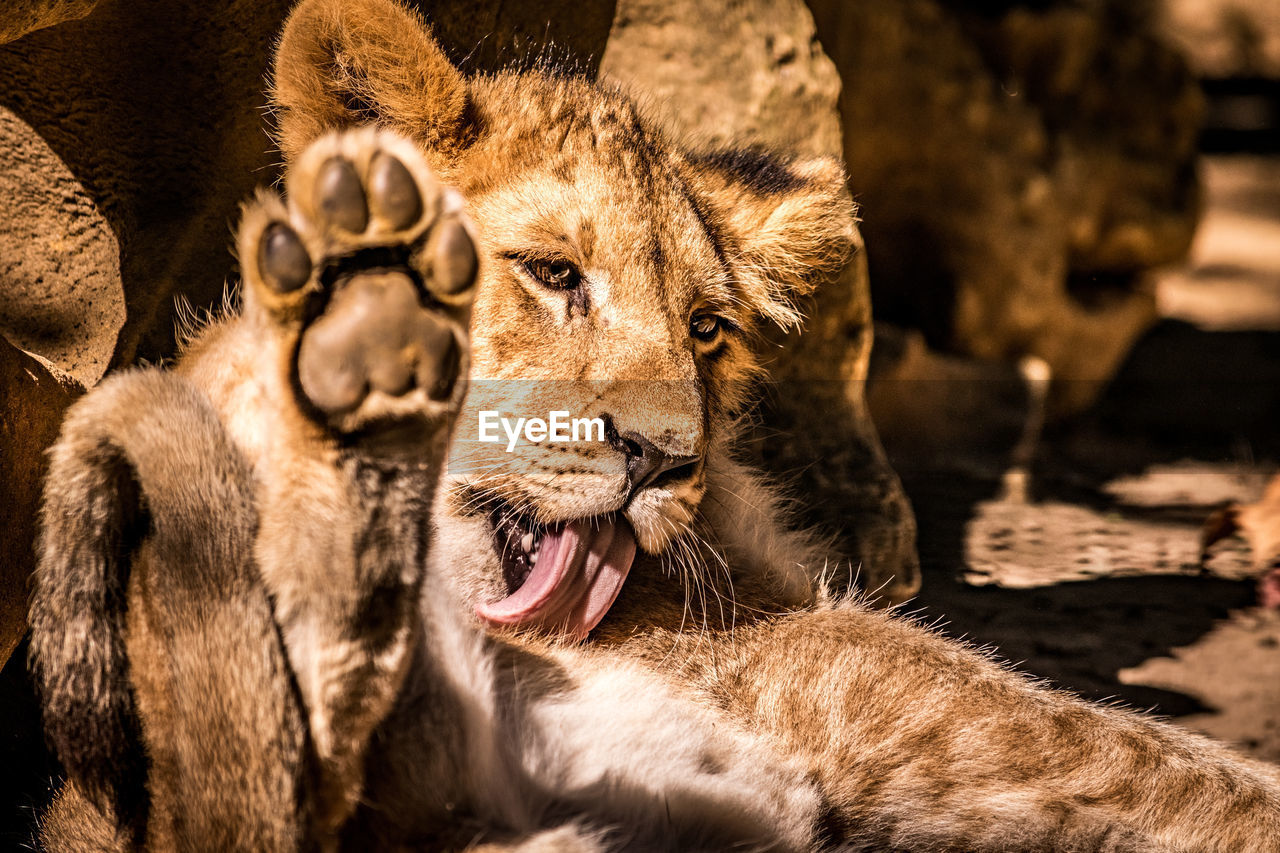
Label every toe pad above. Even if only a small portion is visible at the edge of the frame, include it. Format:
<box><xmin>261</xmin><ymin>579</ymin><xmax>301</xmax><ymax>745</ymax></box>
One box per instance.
<box><xmin>259</xmin><ymin>223</ymin><xmax>312</xmax><ymax>294</ymax></box>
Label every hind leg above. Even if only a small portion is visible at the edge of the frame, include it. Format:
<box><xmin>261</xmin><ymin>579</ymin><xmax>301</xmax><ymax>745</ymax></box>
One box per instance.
<box><xmin>31</xmin><ymin>366</ymin><xmax>307</xmax><ymax>852</ymax></box>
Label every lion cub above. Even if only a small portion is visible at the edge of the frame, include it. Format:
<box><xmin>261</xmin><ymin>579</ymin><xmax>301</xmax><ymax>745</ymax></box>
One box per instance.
<box><xmin>30</xmin><ymin>129</ymin><xmax>820</xmax><ymax>851</ymax></box>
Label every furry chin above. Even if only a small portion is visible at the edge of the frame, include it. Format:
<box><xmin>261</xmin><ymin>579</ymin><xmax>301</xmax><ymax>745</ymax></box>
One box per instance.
<box><xmin>476</xmin><ymin>515</ymin><xmax>637</xmax><ymax>640</ymax></box>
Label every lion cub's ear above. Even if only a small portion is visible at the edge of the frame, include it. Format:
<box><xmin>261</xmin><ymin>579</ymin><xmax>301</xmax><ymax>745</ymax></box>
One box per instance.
<box><xmin>272</xmin><ymin>0</ymin><xmax>471</xmax><ymax>163</ymax></box>
<box><xmin>684</xmin><ymin>150</ymin><xmax>857</xmax><ymax>331</ymax></box>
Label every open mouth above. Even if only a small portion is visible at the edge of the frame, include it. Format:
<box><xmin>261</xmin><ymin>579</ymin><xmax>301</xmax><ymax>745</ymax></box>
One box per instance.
<box><xmin>475</xmin><ymin>505</ymin><xmax>638</xmax><ymax>640</ymax></box>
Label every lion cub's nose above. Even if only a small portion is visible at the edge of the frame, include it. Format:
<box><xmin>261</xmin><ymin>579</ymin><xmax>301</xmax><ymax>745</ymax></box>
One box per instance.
<box><xmin>607</xmin><ymin>424</ymin><xmax>701</xmax><ymax>494</ymax></box>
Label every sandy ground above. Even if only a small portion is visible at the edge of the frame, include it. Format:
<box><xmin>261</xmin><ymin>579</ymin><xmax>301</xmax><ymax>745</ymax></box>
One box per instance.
<box><xmin>899</xmin><ymin>154</ymin><xmax>1280</xmax><ymax>763</ymax></box>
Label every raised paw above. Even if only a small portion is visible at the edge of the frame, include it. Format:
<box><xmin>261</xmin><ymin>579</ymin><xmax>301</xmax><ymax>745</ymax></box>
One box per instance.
<box><xmin>236</xmin><ymin>127</ymin><xmax>476</xmax><ymax>436</ymax></box>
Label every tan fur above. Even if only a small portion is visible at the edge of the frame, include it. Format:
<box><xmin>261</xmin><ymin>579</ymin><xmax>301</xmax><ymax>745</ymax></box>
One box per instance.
<box><xmin>32</xmin><ymin>367</ymin><xmax>312</xmax><ymax>850</ymax></box>
<box><xmin>255</xmin><ymin>1</ymin><xmax>1280</xmax><ymax>850</ymax></box>
<box><xmin>32</xmin><ymin>126</ymin><xmax>823</xmax><ymax>851</ymax></box>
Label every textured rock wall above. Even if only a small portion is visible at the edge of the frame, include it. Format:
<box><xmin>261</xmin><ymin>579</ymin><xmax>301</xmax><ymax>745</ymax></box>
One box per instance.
<box><xmin>0</xmin><ymin>0</ymin><xmax>95</xmax><ymax>44</ymax></box>
<box><xmin>0</xmin><ymin>108</ymin><xmax>123</xmax><ymax>387</ymax></box>
<box><xmin>0</xmin><ymin>341</ymin><xmax>80</xmax><ymax>667</ymax></box>
<box><xmin>810</xmin><ymin>0</ymin><xmax>1203</xmax><ymax>415</ymax></box>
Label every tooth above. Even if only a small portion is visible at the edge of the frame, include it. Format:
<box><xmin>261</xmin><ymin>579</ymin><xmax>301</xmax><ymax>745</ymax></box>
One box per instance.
<box><xmin>530</xmin><ymin>550</ymin><xmax>539</xmax><ymax>565</ymax></box>
<box><xmin>521</xmin><ymin>532</ymin><xmax>535</xmax><ymax>553</ymax></box>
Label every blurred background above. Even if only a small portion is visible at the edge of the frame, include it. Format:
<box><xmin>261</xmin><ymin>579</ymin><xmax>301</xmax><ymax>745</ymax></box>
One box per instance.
<box><xmin>2</xmin><ymin>0</ymin><xmax>1278</xmax><ymax>844</ymax></box>
<box><xmin>854</xmin><ymin>0</ymin><xmax>1280</xmax><ymax>768</ymax></box>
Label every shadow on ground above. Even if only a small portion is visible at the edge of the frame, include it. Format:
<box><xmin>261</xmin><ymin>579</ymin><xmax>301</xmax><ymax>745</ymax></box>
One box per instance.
<box><xmin>1049</xmin><ymin>320</ymin><xmax>1280</xmax><ymax>481</ymax></box>
<box><xmin>914</xmin><ymin>570</ymin><xmax>1255</xmax><ymax>715</ymax></box>
<box><xmin>893</xmin><ymin>317</ymin><xmax>1280</xmax><ymax>730</ymax></box>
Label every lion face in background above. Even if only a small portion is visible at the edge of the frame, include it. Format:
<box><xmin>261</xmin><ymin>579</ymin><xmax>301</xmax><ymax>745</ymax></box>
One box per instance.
<box><xmin>271</xmin><ymin>0</ymin><xmax>856</xmax><ymax>637</ymax></box>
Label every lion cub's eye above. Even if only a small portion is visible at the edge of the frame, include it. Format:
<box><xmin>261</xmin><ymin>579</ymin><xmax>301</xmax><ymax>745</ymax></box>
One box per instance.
<box><xmin>690</xmin><ymin>312</ymin><xmax>727</xmax><ymax>345</ymax></box>
<box><xmin>524</xmin><ymin>259</ymin><xmax>581</xmax><ymax>290</ymax></box>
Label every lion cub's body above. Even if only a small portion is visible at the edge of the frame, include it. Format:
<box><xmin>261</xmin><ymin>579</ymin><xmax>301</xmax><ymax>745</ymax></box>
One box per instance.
<box><xmin>32</xmin><ymin>0</ymin><xmax>1280</xmax><ymax>849</ymax></box>
<box><xmin>32</xmin><ymin>129</ymin><xmax>822</xmax><ymax>851</ymax></box>
<box><xmin>266</xmin><ymin>1</ymin><xmax>1280</xmax><ymax>850</ymax></box>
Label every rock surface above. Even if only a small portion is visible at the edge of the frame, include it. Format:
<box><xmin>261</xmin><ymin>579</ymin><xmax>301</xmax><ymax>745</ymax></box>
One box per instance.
<box><xmin>603</xmin><ymin>0</ymin><xmax>921</xmax><ymax>602</ymax></box>
<box><xmin>603</xmin><ymin>0</ymin><xmax>843</xmax><ymax>156</ymax></box>
<box><xmin>0</xmin><ymin>0</ymin><xmax>96</xmax><ymax>44</ymax></box>
<box><xmin>810</xmin><ymin>0</ymin><xmax>1202</xmax><ymax>415</ymax></box>
<box><xmin>0</xmin><ymin>108</ymin><xmax>123</xmax><ymax>387</ymax></box>
<box><xmin>1161</xmin><ymin>0</ymin><xmax>1280</xmax><ymax>77</ymax></box>
<box><xmin>0</xmin><ymin>337</ymin><xmax>81</xmax><ymax>669</ymax></box>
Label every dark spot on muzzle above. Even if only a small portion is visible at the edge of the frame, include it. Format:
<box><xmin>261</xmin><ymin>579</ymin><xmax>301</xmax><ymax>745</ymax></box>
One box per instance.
<box><xmin>603</xmin><ymin>415</ymin><xmax>701</xmax><ymax>497</ymax></box>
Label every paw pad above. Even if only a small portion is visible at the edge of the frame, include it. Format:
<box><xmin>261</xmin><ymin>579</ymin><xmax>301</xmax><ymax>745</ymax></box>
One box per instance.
<box><xmin>429</xmin><ymin>220</ymin><xmax>478</xmax><ymax>295</ymax></box>
<box><xmin>238</xmin><ymin>128</ymin><xmax>476</xmax><ymax>432</ymax></box>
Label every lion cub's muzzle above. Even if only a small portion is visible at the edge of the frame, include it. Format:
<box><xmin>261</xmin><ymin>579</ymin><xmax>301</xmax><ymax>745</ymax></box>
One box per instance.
<box><xmin>603</xmin><ymin>415</ymin><xmax>702</xmax><ymax>501</ymax></box>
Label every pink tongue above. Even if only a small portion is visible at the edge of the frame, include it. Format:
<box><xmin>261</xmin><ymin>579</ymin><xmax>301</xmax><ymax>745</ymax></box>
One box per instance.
<box><xmin>475</xmin><ymin>518</ymin><xmax>637</xmax><ymax>640</ymax></box>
